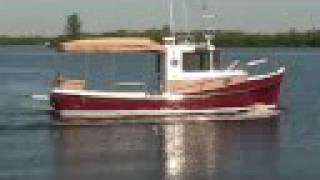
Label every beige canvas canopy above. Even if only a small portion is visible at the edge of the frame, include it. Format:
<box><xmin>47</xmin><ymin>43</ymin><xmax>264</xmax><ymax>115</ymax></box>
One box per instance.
<box><xmin>60</xmin><ymin>37</ymin><xmax>162</xmax><ymax>53</ymax></box>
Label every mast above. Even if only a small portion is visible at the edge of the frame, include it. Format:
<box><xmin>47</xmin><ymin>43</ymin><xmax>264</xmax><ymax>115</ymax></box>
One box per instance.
<box><xmin>183</xmin><ymin>0</ymin><xmax>191</xmax><ymax>41</ymax></box>
<box><xmin>169</xmin><ymin>0</ymin><xmax>176</xmax><ymax>42</ymax></box>
<box><xmin>202</xmin><ymin>14</ymin><xmax>215</xmax><ymax>47</ymax></box>
<box><xmin>202</xmin><ymin>11</ymin><xmax>216</xmax><ymax>70</ymax></box>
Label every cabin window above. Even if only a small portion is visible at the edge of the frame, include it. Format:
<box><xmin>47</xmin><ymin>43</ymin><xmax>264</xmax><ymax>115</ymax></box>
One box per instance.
<box><xmin>183</xmin><ymin>52</ymin><xmax>210</xmax><ymax>71</ymax></box>
<box><xmin>182</xmin><ymin>50</ymin><xmax>221</xmax><ymax>71</ymax></box>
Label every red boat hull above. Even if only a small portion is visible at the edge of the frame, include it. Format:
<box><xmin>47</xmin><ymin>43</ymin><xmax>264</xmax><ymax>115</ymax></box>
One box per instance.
<box><xmin>50</xmin><ymin>72</ymin><xmax>284</xmax><ymax>118</ymax></box>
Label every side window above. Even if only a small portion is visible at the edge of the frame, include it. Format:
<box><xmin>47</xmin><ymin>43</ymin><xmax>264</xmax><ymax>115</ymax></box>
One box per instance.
<box><xmin>183</xmin><ymin>52</ymin><xmax>210</xmax><ymax>71</ymax></box>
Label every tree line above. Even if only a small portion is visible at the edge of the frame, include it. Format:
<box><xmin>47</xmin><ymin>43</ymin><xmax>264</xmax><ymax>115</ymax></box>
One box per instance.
<box><xmin>1</xmin><ymin>13</ymin><xmax>320</xmax><ymax>47</ymax></box>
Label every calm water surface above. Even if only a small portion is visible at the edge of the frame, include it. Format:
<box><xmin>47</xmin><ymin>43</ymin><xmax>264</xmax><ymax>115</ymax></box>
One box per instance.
<box><xmin>0</xmin><ymin>46</ymin><xmax>319</xmax><ymax>180</ymax></box>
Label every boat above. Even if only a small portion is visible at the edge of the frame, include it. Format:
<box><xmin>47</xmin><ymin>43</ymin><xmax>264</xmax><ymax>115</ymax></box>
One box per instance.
<box><xmin>49</xmin><ymin>3</ymin><xmax>285</xmax><ymax>120</ymax></box>
<box><xmin>50</xmin><ymin>38</ymin><xmax>285</xmax><ymax>119</ymax></box>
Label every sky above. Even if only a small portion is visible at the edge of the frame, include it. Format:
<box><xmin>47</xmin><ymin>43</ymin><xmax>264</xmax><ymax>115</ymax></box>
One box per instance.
<box><xmin>0</xmin><ymin>0</ymin><xmax>320</xmax><ymax>35</ymax></box>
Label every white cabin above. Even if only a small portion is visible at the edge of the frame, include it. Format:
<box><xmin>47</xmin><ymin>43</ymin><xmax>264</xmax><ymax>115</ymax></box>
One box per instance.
<box><xmin>161</xmin><ymin>37</ymin><xmax>248</xmax><ymax>94</ymax></box>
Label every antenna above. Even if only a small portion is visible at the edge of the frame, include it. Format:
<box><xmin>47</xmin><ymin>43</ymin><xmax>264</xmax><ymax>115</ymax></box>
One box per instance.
<box><xmin>203</xmin><ymin>14</ymin><xmax>216</xmax><ymax>46</ymax></box>
<box><xmin>199</xmin><ymin>0</ymin><xmax>216</xmax><ymax>46</ymax></box>
<box><xmin>169</xmin><ymin>0</ymin><xmax>175</xmax><ymax>38</ymax></box>
<box><xmin>183</xmin><ymin>0</ymin><xmax>191</xmax><ymax>41</ymax></box>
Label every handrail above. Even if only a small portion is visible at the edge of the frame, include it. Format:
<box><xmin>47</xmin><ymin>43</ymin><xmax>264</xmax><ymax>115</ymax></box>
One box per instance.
<box><xmin>112</xmin><ymin>81</ymin><xmax>148</xmax><ymax>93</ymax></box>
<box><xmin>113</xmin><ymin>82</ymin><xmax>146</xmax><ymax>86</ymax></box>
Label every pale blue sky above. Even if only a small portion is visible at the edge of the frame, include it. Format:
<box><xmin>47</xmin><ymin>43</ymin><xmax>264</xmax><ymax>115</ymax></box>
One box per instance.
<box><xmin>0</xmin><ymin>0</ymin><xmax>319</xmax><ymax>35</ymax></box>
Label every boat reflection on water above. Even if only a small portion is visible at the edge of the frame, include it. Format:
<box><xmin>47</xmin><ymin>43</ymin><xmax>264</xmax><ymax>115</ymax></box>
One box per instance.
<box><xmin>160</xmin><ymin>117</ymin><xmax>280</xmax><ymax>180</ymax></box>
<box><xmin>53</xmin><ymin>115</ymin><xmax>280</xmax><ymax>180</ymax></box>
<box><xmin>160</xmin><ymin>123</ymin><xmax>218</xmax><ymax>180</ymax></box>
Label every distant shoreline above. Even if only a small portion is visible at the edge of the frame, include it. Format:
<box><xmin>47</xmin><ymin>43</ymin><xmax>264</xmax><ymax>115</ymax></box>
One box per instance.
<box><xmin>0</xmin><ymin>36</ymin><xmax>53</xmax><ymax>46</ymax></box>
<box><xmin>1</xmin><ymin>29</ymin><xmax>320</xmax><ymax>47</ymax></box>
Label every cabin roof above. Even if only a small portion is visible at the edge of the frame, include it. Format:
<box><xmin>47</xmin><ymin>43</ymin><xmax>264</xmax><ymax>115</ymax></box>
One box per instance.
<box><xmin>59</xmin><ymin>37</ymin><xmax>162</xmax><ymax>53</ymax></box>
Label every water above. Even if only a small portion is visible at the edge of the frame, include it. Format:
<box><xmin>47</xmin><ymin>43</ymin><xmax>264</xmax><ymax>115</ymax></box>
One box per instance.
<box><xmin>0</xmin><ymin>46</ymin><xmax>319</xmax><ymax>179</ymax></box>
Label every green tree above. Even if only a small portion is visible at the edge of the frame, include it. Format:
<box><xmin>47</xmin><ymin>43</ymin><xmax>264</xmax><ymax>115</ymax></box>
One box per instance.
<box><xmin>65</xmin><ymin>13</ymin><xmax>81</xmax><ymax>39</ymax></box>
